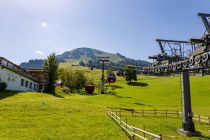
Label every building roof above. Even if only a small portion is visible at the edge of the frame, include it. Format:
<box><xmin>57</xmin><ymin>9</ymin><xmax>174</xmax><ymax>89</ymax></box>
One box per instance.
<box><xmin>26</xmin><ymin>68</ymin><xmax>44</xmax><ymax>71</ymax></box>
<box><xmin>0</xmin><ymin>57</ymin><xmax>39</xmax><ymax>82</ymax></box>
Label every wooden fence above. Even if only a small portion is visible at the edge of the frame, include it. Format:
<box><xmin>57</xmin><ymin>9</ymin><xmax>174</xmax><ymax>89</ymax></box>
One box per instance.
<box><xmin>192</xmin><ymin>114</ymin><xmax>210</xmax><ymax>124</ymax></box>
<box><xmin>106</xmin><ymin>108</ymin><xmax>162</xmax><ymax>140</ymax></box>
<box><xmin>108</xmin><ymin>107</ymin><xmax>210</xmax><ymax>125</ymax></box>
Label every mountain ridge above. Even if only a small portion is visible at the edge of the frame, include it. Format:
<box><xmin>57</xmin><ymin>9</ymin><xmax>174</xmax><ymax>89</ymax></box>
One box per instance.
<box><xmin>20</xmin><ymin>47</ymin><xmax>150</xmax><ymax>69</ymax></box>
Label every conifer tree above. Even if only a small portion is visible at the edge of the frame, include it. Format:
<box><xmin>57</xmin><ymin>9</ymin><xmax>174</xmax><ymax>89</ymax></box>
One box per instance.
<box><xmin>44</xmin><ymin>53</ymin><xmax>58</xmax><ymax>94</ymax></box>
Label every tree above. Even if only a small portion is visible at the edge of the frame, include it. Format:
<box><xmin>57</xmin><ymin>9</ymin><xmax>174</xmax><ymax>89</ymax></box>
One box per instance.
<box><xmin>59</xmin><ymin>69</ymin><xmax>75</xmax><ymax>93</ymax></box>
<box><xmin>124</xmin><ymin>65</ymin><xmax>137</xmax><ymax>83</ymax></box>
<box><xmin>74</xmin><ymin>70</ymin><xmax>86</xmax><ymax>91</ymax></box>
<box><xmin>59</xmin><ymin>69</ymin><xmax>87</xmax><ymax>92</ymax></box>
<box><xmin>79</xmin><ymin>60</ymin><xmax>85</xmax><ymax>66</ymax></box>
<box><xmin>106</xmin><ymin>67</ymin><xmax>114</xmax><ymax>75</ymax></box>
<box><xmin>44</xmin><ymin>53</ymin><xmax>59</xmax><ymax>94</ymax></box>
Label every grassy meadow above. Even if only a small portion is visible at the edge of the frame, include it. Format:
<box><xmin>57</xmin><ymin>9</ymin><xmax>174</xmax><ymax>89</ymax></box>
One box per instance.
<box><xmin>0</xmin><ymin>65</ymin><xmax>210</xmax><ymax>139</ymax></box>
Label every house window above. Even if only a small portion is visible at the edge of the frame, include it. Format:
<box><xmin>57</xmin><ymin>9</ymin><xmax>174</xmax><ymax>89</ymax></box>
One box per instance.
<box><xmin>34</xmin><ymin>84</ymin><xmax>36</xmax><ymax>90</ymax></box>
<box><xmin>8</xmin><ymin>76</ymin><xmax>11</xmax><ymax>82</ymax></box>
<box><xmin>29</xmin><ymin>82</ymin><xmax>32</xmax><ymax>89</ymax></box>
<box><xmin>25</xmin><ymin>81</ymin><xmax>28</xmax><ymax>87</ymax></box>
<box><xmin>21</xmin><ymin>79</ymin><xmax>24</xmax><ymax>86</ymax></box>
<box><xmin>40</xmin><ymin>84</ymin><xmax>43</xmax><ymax>90</ymax></box>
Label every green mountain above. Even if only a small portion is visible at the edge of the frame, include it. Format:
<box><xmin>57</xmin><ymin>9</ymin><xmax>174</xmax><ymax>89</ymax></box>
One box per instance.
<box><xmin>20</xmin><ymin>47</ymin><xmax>150</xmax><ymax>69</ymax></box>
<box><xmin>56</xmin><ymin>48</ymin><xmax>124</xmax><ymax>63</ymax></box>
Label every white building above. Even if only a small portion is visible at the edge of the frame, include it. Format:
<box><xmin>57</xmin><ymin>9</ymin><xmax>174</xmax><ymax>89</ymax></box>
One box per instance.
<box><xmin>0</xmin><ymin>57</ymin><xmax>41</xmax><ymax>92</ymax></box>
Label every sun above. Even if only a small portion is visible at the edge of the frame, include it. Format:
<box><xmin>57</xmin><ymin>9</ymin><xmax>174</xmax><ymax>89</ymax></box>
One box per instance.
<box><xmin>41</xmin><ymin>22</ymin><xmax>47</xmax><ymax>28</ymax></box>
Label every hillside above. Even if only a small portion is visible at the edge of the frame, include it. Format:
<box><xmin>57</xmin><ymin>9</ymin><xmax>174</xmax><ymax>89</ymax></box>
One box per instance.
<box><xmin>1</xmin><ymin>74</ymin><xmax>210</xmax><ymax>139</ymax></box>
<box><xmin>20</xmin><ymin>48</ymin><xmax>150</xmax><ymax>69</ymax></box>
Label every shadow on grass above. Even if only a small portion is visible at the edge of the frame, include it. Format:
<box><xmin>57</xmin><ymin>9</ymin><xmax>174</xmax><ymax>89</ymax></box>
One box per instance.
<box><xmin>134</xmin><ymin>102</ymin><xmax>151</xmax><ymax>107</ymax></box>
<box><xmin>199</xmin><ymin>135</ymin><xmax>210</xmax><ymax>139</ymax></box>
<box><xmin>115</xmin><ymin>95</ymin><xmax>132</xmax><ymax>98</ymax></box>
<box><xmin>0</xmin><ymin>91</ymin><xmax>20</xmax><ymax>100</ymax></box>
<box><xmin>127</xmin><ymin>82</ymin><xmax>148</xmax><ymax>87</ymax></box>
<box><xmin>110</xmin><ymin>85</ymin><xmax>124</xmax><ymax>89</ymax></box>
<box><xmin>51</xmin><ymin>93</ymin><xmax>65</xmax><ymax>98</ymax></box>
<box><xmin>76</xmin><ymin>90</ymin><xmax>98</xmax><ymax>96</ymax></box>
<box><xmin>0</xmin><ymin>91</ymin><xmax>65</xmax><ymax>100</ymax></box>
<box><xmin>110</xmin><ymin>92</ymin><xmax>132</xmax><ymax>99</ymax></box>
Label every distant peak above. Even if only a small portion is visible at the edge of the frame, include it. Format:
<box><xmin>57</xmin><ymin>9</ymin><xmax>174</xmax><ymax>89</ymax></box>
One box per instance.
<box><xmin>20</xmin><ymin>47</ymin><xmax>151</xmax><ymax>69</ymax></box>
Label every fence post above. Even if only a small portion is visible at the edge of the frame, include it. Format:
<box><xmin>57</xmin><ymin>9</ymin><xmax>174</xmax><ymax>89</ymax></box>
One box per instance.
<box><xmin>159</xmin><ymin>134</ymin><xmax>162</xmax><ymax>140</ymax></box>
<box><xmin>208</xmin><ymin>117</ymin><xmax>210</xmax><ymax>125</ymax></box>
<box><xmin>166</xmin><ymin>109</ymin><xmax>167</xmax><ymax>117</ymax></box>
<box><xmin>142</xmin><ymin>109</ymin><xmax>144</xmax><ymax>117</ymax></box>
<box><xmin>132</xmin><ymin>108</ymin><xmax>134</xmax><ymax>116</ymax></box>
<box><xmin>120</xmin><ymin>115</ymin><xmax>121</xmax><ymax>125</ymax></box>
<box><xmin>112</xmin><ymin>112</ymin><xmax>115</xmax><ymax>121</ymax></box>
<box><xmin>133</xmin><ymin>125</ymin><xmax>135</xmax><ymax>140</ymax></box>
<box><xmin>154</xmin><ymin>109</ymin><xmax>156</xmax><ymax>117</ymax></box>
<box><xmin>120</xmin><ymin>107</ymin><xmax>122</xmax><ymax>119</ymax></box>
<box><xmin>120</xmin><ymin>108</ymin><xmax>122</xmax><ymax>125</ymax></box>
<box><xmin>143</xmin><ymin>125</ymin><xmax>146</xmax><ymax>138</ymax></box>
<box><xmin>126</xmin><ymin>117</ymin><xmax>127</xmax><ymax>129</ymax></box>
<box><xmin>177</xmin><ymin>110</ymin><xmax>179</xmax><ymax>118</ymax></box>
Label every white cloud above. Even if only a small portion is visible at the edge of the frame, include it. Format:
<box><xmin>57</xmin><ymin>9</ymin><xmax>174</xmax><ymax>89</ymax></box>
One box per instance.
<box><xmin>35</xmin><ymin>50</ymin><xmax>44</xmax><ymax>56</ymax></box>
<box><xmin>41</xmin><ymin>22</ymin><xmax>47</xmax><ymax>28</ymax></box>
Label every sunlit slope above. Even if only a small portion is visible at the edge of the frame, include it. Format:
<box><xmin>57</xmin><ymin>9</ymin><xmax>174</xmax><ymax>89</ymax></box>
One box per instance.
<box><xmin>0</xmin><ymin>74</ymin><xmax>210</xmax><ymax>139</ymax></box>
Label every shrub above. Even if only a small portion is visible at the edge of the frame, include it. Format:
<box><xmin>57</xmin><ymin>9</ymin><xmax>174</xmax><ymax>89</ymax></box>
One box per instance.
<box><xmin>62</xmin><ymin>86</ymin><xmax>70</xmax><ymax>94</ymax></box>
<box><xmin>74</xmin><ymin>70</ymin><xmax>86</xmax><ymax>91</ymax></box>
<box><xmin>0</xmin><ymin>82</ymin><xmax>7</xmax><ymax>91</ymax></box>
<box><xmin>59</xmin><ymin>69</ymin><xmax>87</xmax><ymax>92</ymax></box>
<box><xmin>124</xmin><ymin>65</ymin><xmax>137</xmax><ymax>83</ymax></box>
<box><xmin>86</xmin><ymin>78</ymin><xmax>95</xmax><ymax>85</ymax></box>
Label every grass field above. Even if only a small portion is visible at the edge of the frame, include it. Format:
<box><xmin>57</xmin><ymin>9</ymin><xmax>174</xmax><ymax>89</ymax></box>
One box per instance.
<box><xmin>0</xmin><ymin>67</ymin><xmax>210</xmax><ymax>139</ymax></box>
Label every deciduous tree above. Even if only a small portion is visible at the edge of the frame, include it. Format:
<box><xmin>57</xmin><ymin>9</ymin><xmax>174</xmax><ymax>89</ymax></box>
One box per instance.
<box><xmin>124</xmin><ymin>65</ymin><xmax>137</xmax><ymax>83</ymax></box>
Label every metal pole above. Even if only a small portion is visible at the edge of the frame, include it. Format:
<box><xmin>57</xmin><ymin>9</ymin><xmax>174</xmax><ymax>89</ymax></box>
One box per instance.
<box><xmin>181</xmin><ymin>71</ymin><xmax>195</xmax><ymax>132</ymax></box>
<box><xmin>101</xmin><ymin>61</ymin><xmax>105</xmax><ymax>94</ymax></box>
<box><xmin>98</xmin><ymin>57</ymin><xmax>109</xmax><ymax>94</ymax></box>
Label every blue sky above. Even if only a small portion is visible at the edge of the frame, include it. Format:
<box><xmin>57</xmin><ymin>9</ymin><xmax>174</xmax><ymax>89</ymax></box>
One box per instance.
<box><xmin>0</xmin><ymin>0</ymin><xmax>210</xmax><ymax>64</ymax></box>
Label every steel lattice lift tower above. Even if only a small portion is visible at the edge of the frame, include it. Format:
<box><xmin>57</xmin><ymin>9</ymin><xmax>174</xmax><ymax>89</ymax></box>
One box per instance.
<box><xmin>143</xmin><ymin>13</ymin><xmax>210</xmax><ymax>136</ymax></box>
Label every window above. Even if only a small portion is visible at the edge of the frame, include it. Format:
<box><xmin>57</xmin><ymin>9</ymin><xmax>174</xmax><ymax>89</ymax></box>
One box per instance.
<box><xmin>21</xmin><ymin>79</ymin><xmax>24</xmax><ymax>86</ymax></box>
<box><xmin>34</xmin><ymin>84</ymin><xmax>36</xmax><ymax>90</ymax></box>
<box><xmin>25</xmin><ymin>81</ymin><xmax>28</xmax><ymax>87</ymax></box>
<box><xmin>7</xmin><ymin>76</ymin><xmax>11</xmax><ymax>82</ymax></box>
<box><xmin>29</xmin><ymin>82</ymin><xmax>32</xmax><ymax>89</ymax></box>
<box><xmin>40</xmin><ymin>84</ymin><xmax>43</xmax><ymax>90</ymax></box>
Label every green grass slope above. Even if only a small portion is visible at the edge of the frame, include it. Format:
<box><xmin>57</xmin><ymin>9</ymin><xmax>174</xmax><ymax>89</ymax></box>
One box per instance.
<box><xmin>0</xmin><ymin>72</ymin><xmax>210</xmax><ymax>139</ymax></box>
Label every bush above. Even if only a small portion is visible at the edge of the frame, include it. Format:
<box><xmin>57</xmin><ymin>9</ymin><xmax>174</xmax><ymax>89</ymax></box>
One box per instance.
<box><xmin>0</xmin><ymin>82</ymin><xmax>7</xmax><ymax>91</ymax></box>
<box><xmin>62</xmin><ymin>86</ymin><xmax>70</xmax><ymax>94</ymax></box>
<box><xmin>55</xmin><ymin>86</ymin><xmax>71</xmax><ymax>95</ymax></box>
<box><xmin>124</xmin><ymin>65</ymin><xmax>137</xmax><ymax>83</ymax></box>
<box><xmin>74</xmin><ymin>70</ymin><xmax>86</xmax><ymax>91</ymax></box>
<box><xmin>86</xmin><ymin>78</ymin><xmax>95</xmax><ymax>85</ymax></box>
<box><xmin>59</xmin><ymin>69</ymin><xmax>87</xmax><ymax>92</ymax></box>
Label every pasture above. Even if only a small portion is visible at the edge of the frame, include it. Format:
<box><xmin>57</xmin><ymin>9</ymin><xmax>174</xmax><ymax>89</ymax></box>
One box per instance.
<box><xmin>0</xmin><ymin>67</ymin><xmax>210</xmax><ymax>139</ymax></box>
